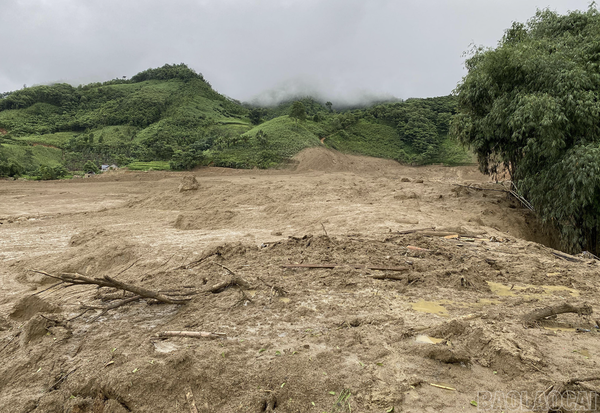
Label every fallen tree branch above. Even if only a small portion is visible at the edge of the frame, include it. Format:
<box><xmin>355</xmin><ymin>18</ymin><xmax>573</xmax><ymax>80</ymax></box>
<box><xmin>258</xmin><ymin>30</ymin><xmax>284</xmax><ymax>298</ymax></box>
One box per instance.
<box><xmin>206</xmin><ymin>275</ymin><xmax>251</xmax><ymax>293</ymax></box>
<box><xmin>82</xmin><ymin>295</ymin><xmax>142</xmax><ymax>312</ymax></box>
<box><xmin>0</xmin><ymin>331</ymin><xmax>21</xmax><ymax>354</ymax></box>
<box><xmin>535</xmin><ymin>377</ymin><xmax>600</xmax><ymax>409</ymax></box>
<box><xmin>551</xmin><ymin>251</ymin><xmax>582</xmax><ymax>263</ymax></box>
<box><xmin>155</xmin><ymin>331</ymin><xmax>226</xmax><ymax>340</ymax></box>
<box><xmin>522</xmin><ymin>303</ymin><xmax>593</xmax><ymax>327</ymax></box>
<box><xmin>407</xmin><ymin>246</ymin><xmax>431</xmax><ymax>252</ymax></box>
<box><xmin>453</xmin><ymin>183</ymin><xmax>508</xmax><ymax>193</ymax></box>
<box><xmin>395</xmin><ymin>227</ymin><xmax>435</xmax><ymax>235</ymax></box>
<box><xmin>177</xmin><ymin>249</ymin><xmax>221</xmax><ymax>270</ymax></box>
<box><xmin>281</xmin><ymin>264</ymin><xmax>409</xmax><ymax>272</ymax></box>
<box><xmin>47</xmin><ymin>367</ymin><xmax>79</xmax><ymax>392</ymax></box>
<box><xmin>372</xmin><ymin>273</ymin><xmax>406</xmax><ymax>281</ymax></box>
<box><xmin>31</xmin><ymin>270</ymin><xmax>192</xmax><ymax>304</ymax></box>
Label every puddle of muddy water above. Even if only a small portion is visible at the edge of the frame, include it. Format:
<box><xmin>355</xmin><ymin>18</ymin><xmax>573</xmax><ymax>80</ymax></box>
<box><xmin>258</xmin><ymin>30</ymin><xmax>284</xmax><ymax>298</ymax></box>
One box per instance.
<box><xmin>411</xmin><ymin>300</ymin><xmax>449</xmax><ymax>317</ymax></box>
<box><xmin>575</xmin><ymin>349</ymin><xmax>592</xmax><ymax>358</ymax></box>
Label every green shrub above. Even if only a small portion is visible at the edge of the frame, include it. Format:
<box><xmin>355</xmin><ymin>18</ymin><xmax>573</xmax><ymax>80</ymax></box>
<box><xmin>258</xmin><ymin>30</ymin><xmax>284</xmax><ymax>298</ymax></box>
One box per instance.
<box><xmin>35</xmin><ymin>164</ymin><xmax>68</xmax><ymax>180</ymax></box>
<box><xmin>83</xmin><ymin>160</ymin><xmax>99</xmax><ymax>174</ymax></box>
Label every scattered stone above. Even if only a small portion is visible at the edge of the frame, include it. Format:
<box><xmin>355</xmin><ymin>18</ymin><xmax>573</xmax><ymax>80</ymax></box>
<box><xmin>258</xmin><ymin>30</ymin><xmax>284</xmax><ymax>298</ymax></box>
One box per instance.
<box><xmin>401</xmin><ymin>177</ymin><xmax>411</xmax><ymax>182</ymax></box>
<box><xmin>415</xmin><ymin>179</ymin><xmax>424</xmax><ymax>183</ymax></box>
<box><xmin>178</xmin><ymin>175</ymin><xmax>199</xmax><ymax>192</ymax></box>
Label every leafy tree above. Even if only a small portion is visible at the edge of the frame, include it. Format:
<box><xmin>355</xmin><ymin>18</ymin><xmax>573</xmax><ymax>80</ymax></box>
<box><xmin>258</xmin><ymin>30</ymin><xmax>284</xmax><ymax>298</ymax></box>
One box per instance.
<box><xmin>169</xmin><ymin>149</ymin><xmax>204</xmax><ymax>171</ymax></box>
<box><xmin>255</xmin><ymin>130</ymin><xmax>269</xmax><ymax>148</ymax></box>
<box><xmin>452</xmin><ymin>5</ymin><xmax>600</xmax><ymax>253</ymax></box>
<box><xmin>289</xmin><ymin>101</ymin><xmax>307</xmax><ymax>124</ymax></box>
<box><xmin>130</xmin><ymin>63</ymin><xmax>204</xmax><ymax>83</ymax></box>
<box><xmin>0</xmin><ymin>159</ymin><xmax>23</xmax><ymax>177</ymax></box>
<box><xmin>249</xmin><ymin>108</ymin><xmax>266</xmax><ymax>125</ymax></box>
<box><xmin>169</xmin><ymin>138</ymin><xmax>209</xmax><ymax>170</ymax></box>
<box><xmin>401</xmin><ymin>114</ymin><xmax>438</xmax><ymax>154</ymax></box>
<box><xmin>325</xmin><ymin>101</ymin><xmax>333</xmax><ymax>113</ymax></box>
<box><xmin>36</xmin><ymin>164</ymin><xmax>68</xmax><ymax>180</ymax></box>
<box><xmin>83</xmin><ymin>160</ymin><xmax>99</xmax><ymax>174</ymax></box>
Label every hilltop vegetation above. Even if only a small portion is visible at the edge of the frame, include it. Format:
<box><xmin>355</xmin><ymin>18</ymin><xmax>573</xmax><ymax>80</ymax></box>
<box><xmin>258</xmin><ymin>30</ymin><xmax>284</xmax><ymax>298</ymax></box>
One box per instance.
<box><xmin>0</xmin><ymin>63</ymin><xmax>471</xmax><ymax>178</ymax></box>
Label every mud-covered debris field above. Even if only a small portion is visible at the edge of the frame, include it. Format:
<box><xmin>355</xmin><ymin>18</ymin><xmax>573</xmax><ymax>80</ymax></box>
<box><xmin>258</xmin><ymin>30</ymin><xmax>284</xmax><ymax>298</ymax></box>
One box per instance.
<box><xmin>1</xmin><ymin>148</ymin><xmax>598</xmax><ymax>412</ymax></box>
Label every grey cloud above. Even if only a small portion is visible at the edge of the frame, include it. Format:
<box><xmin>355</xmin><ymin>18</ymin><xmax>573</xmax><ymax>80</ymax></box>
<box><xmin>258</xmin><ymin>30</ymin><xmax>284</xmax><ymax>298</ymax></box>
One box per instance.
<box><xmin>0</xmin><ymin>0</ymin><xmax>593</xmax><ymax>104</ymax></box>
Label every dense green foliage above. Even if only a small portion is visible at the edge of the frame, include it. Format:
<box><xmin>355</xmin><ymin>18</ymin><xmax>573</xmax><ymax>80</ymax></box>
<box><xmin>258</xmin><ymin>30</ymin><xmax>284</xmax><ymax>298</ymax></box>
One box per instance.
<box><xmin>289</xmin><ymin>101</ymin><xmax>307</xmax><ymax>123</ymax></box>
<box><xmin>0</xmin><ymin>63</ymin><xmax>471</xmax><ymax>179</ymax></box>
<box><xmin>452</xmin><ymin>5</ymin><xmax>600</xmax><ymax>253</ymax></box>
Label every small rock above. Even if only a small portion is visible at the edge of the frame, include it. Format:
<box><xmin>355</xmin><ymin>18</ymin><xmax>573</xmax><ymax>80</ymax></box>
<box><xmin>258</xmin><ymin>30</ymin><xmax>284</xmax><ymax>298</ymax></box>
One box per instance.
<box><xmin>415</xmin><ymin>179</ymin><xmax>424</xmax><ymax>183</ymax></box>
<box><xmin>401</xmin><ymin>177</ymin><xmax>411</xmax><ymax>182</ymax></box>
<box><xmin>178</xmin><ymin>175</ymin><xmax>199</xmax><ymax>192</ymax></box>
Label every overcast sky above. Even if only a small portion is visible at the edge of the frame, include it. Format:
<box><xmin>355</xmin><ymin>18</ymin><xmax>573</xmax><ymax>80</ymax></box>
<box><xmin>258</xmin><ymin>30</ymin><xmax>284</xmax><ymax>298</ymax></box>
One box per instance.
<box><xmin>0</xmin><ymin>0</ymin><xmax>593</xmax><ymax>105</ymax></box>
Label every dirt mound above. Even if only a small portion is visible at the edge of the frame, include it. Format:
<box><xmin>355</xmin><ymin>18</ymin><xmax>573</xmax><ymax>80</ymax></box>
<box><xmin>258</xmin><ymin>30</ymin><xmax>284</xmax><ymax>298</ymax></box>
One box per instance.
<box><xmin>9</xmin><ymin>295</ymin><xmax>61</xmax><ymax>321</ymax></box>
<box><xmin>174</xmin><ymin>210</ymin><xmax>238</xmax><ymax>230</ymax></box>
<box><xmin>292</xmin><ymin>147</ymin><xmax>401</xmax><ymax>173</ymax></box>
<box><xmin>69</xmin><ymin>228</ymin><xmax>108</xmax><ymax>247</ymax></box>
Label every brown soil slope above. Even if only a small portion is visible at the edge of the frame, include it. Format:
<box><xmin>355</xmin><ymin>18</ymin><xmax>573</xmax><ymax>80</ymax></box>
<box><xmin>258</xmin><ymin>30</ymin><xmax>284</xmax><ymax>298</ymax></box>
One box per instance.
<box><xmin>0</xmin><ymin>148</ymin><xmax>598</xmax><ymax>413</ymax></box>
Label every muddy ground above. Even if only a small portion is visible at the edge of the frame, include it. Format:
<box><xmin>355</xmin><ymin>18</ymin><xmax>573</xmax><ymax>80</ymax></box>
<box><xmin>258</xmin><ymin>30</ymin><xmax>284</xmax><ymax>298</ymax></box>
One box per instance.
<box><xmin>0</xmin><ymin>147</ymin><xmax>598</xmax><ymax>413</ymax></box>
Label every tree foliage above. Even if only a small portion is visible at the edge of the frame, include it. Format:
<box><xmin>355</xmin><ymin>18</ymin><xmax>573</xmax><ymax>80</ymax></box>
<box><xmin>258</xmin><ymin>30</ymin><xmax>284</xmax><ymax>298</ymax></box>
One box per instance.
<box><xmin>452</xmin><ymin>5</ymin><xmax>600</xmax><ymax>253</ymax></box>
<box><xmin>289</xmin><ymin>101</ymin><xmax>307</xmax><ymax>123</ymax></box>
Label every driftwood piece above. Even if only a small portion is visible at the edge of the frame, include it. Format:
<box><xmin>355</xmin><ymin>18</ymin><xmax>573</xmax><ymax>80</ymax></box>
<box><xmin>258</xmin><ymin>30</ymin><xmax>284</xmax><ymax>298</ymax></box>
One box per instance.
<box><xmin>185</xmin><ymin>386</ymin><xmax>199</xmax><ymax>413</ymax></box>
<box><xmin>281</xmin><ymin>264</ymin><xmax>409</xmax><ymax>272</ymax></box>
<box><xmin>207</xmin><ymin>276</ymin><xmax>251</xmax><ymax>293</ymax></box>
<box><xmin>156</xmin><ymin>331</ymin><xmax>226</xmax><ymax>339</ymax></box>
<box><xmin>522</xmin><ymin>303</ymin><xmax>593</xmax><ymax>326</ymax></box>
<box><xmin>406</xmin><ymin>246</ymin><xmax>431</xmax><ymax>252</ymax></box>
<box><xmin>537</xmin><ymin>377</ymin><xmax>600</xmax><ymax>409</ymax></box>
<box><xmin>31</xmin><ymin>270</ymin><xmax>192</xmax><ymax>304</ymax></box>
<box><xmin>372</xmin><ymin>273</ymin><xmax>406</xmax><ymax>281</ymax></box>
<box><xmin>395</xmin><ymin>227</ymin><xmax>435</xmax><ymax>235</ymax></box>
<box><xmin>551</xmin><ymin>251</ymin><xmax>582</xmax><ymax>263</ymax></box>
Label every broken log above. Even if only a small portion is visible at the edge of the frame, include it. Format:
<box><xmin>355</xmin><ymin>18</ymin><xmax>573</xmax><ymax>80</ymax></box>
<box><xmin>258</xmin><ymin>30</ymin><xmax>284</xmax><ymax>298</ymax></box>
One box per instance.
<box><xmin>156</xmin><ymin>331</ymin><xmax>226</xmax><ymax>339</ymax></box>
<box><xmin>522</xmin><ymin>303</ymin><xmax>593</xmax><ymax>327</ymax></box>
<box><xmin>281</xmin><ymin>264</ymin><xmax>409</xmax><ymax>272</ymax></box>
<box><xmin>551</xmin><ymin>251</ymin><xmax>582</xmax><ymax>263</ymax></box>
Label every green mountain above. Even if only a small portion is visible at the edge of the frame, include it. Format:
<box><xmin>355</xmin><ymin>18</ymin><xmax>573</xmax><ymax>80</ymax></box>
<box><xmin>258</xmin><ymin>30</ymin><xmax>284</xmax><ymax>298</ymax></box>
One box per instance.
<box><xmin>0</xmin><ymin>64</ymin><xmax>471</xmax><ymax>178</ymax></box>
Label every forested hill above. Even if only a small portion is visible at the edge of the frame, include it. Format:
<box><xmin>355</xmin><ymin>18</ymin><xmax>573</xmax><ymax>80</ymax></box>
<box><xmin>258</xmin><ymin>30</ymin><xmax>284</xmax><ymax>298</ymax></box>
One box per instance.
<box><xmin>0</xmin><ymin>63</ymin><xmax>471</xmax><ymax>178</ymax></box>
